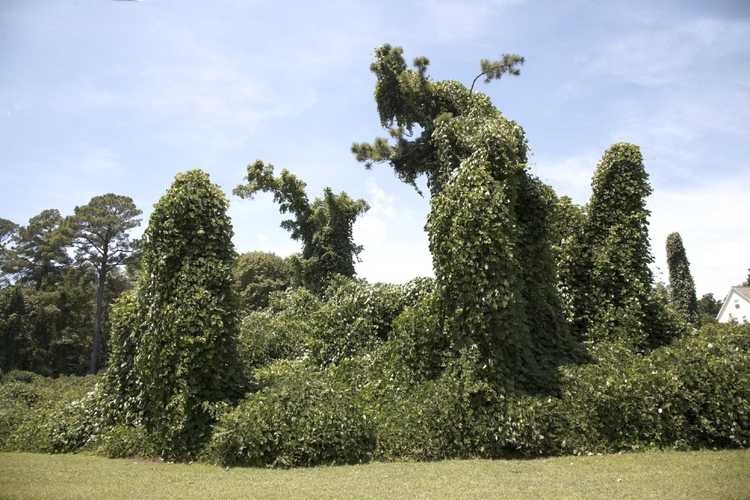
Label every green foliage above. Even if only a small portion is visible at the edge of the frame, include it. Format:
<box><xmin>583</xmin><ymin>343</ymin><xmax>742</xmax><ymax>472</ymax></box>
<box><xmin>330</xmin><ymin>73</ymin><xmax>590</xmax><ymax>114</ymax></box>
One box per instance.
<box><xmin>208</xmin><ymin>361</ymin><xmax>375</xmax><ymax>467</ymax></box>
<box><xmin>237</xmin><ymin>287</ymin><xmax>320</xmax><ymax>377</ymax></box>
<box><xmin>0</xmin><ymin>371</ymin><xmax>98</xmax><ymax>452</ymax></box>
<box><xmin>0</xmin><ymin>286</ymin><xmax>27</xmax><ymax>372</ymax></box>
<box><xmin>643</xmin><ymin>283</ymin><xmax>689</xmax><ymax>348</ymax></box>
<box><xmin>471</xmin><ymin>54</ymin><xmax>525</xmax><ymax>93</ymax></box>
<box><xmin>135</xmin><ymin>170</ymin><xmax>243</xmax><ymax>460</ymax></box>
<box><xmin>551</xmin><ymin>196</ymin><xmax>589</xmax><ymax>336</ymax></box>
<box><xmin>556</xmin><ymin>323</ymin><xmax>750</xmax><ymax>453</ymax></box>
<box><xmin>389</xmin><ymin>291</ymin><xmax>448</xmax><ymax>379</ymax></box>
<box><xmin>697</xmin><ymin>293</ymin><xmax>722</xmax><ymax>323</ymax></box>
<box><xmin>309</xmin><ymin>277</ymin><xmax>408</xmax><ymax>366</ymax></box>
<box><xmin>0</xmin><ymin>269</ymin><xmax>98</xmax><ymax>376</ymax></box>
<box><xmin>0</xmin><ymin>218</ymin><xmax>19</xmax><ymax>287</ymax></box>
<box><xmin>98</xmin><ymin>291</ymin><xmax>142</xmax><ymax>426</ymax></box>
<box><xmin>666</xmin><ymin>232</ymin><xmax>698</xmax><ymax>323</ymax></box>
<box><xmin>234</xmin><ymin>161</ymin><xmax>369</xmax><ymax>291</ymax></box>
<box><xmin>95</xmin><ymin>425</ymin><xmax>153</xmax><ymax>458</ymax></box>
<box><xmin>233</xmin><ymin>251</ymin><xmax>292</xmax><ymax>311</ymax></box>
<box><xmin>370</xmin><ymin>348</ymin><xmax>504</xmax><ymax>461</ymax></box>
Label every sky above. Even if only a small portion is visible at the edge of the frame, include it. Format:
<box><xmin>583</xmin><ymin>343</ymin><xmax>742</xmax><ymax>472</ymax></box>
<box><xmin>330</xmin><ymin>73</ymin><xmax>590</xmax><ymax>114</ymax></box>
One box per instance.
<box><xmin>1</xmin><ymin>0</ymin><xmax>748</xmax><ymax>298</ymax></box>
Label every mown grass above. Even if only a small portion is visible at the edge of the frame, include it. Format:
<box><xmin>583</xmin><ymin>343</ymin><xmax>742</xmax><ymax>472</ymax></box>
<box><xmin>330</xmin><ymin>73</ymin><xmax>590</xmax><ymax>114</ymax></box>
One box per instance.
<box><xmin>1</xmin><ymin>449</ymin><xmax>748</xmax><ymax>499</ymax></box>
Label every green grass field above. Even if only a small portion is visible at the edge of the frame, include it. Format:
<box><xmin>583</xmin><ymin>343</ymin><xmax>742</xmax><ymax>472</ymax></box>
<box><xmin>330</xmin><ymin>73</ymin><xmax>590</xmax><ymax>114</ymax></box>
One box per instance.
<box><xmin>1</xmin><ymin>449</ymin><xmax>748</xmax><ymax>499</ymax></box>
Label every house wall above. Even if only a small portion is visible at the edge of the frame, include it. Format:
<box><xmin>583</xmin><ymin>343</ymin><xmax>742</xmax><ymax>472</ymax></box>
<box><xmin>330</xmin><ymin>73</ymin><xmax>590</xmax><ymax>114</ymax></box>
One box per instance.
<box><xmin>717</xmin><ymin>290</ymin><xmax>750</xmax><ymax>324</ymax></box>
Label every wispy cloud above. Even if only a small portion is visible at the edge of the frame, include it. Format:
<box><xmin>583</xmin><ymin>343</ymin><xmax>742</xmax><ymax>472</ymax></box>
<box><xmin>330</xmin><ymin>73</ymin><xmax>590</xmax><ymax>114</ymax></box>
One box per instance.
<box><xmin>585</xmin><ymin>17</ymin><xmax>750</xmax><ymax>86</ymax></box>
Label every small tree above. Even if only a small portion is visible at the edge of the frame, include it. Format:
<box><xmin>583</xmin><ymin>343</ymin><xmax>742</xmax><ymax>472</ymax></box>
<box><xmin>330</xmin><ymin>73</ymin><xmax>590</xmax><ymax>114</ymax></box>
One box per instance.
<box><xmin>234</xmin><ymin>251</ymin><xmax>292</xmax><ymax>310</ymax></box>
<box><xmin>665</xmin><ymin>232</ymin><xmax>698</xmax><ymax>323</ymax></box>
<box><xmin>234</xmin><ymin>161</ymin><xmax>369</xmax><ymax>291</ymax></box>
<box><xmin>69</xmin><ymin>194</ymin><xmax>142</xmax><ymax>373</ymax></box>
<box><xmin>136</xmin><ymin>170</ymin><xmax>242</xmax><ymax>459</ymax></box>
<box><xmin>697</xmin><ymin>293</ymin><xmax>722</xmax><ymax>322</ymax></box>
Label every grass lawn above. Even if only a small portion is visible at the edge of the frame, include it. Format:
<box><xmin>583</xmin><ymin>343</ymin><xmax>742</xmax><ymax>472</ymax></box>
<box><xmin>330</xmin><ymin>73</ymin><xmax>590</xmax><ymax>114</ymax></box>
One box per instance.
<box><xmin>0</xmin><ymin>449</ymin><xmax>748</xmax><ymax>499</ymax></box>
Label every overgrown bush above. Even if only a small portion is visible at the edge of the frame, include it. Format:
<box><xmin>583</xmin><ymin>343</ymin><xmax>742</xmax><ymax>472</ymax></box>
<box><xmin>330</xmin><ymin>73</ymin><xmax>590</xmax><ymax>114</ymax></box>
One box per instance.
<box><xmin>208</xmin><ymin>360</ymin><xmax>375</xmax><ymax>467</ymax></box>
<box><xmin>237</xmin><ymin>287</ymin><xmax>320</xmax><ymax>377</ymax></box>
<box><xmin>0</xmin><ymin>371</ymin><xmax>98</xmax><ymax>452</ymax></box>
<box><xmin>309</xmin><ymin>277</ymin><xmax>407</xmax><ymax>365</ymax></box>
<box><xmin>556</xmin><ymin>323</ymin><xmax>749</xmax><ymax>453</ymax></box>
<box><xmin>95</xmin><ymin>425</ymin><xmax>153</xmax><ymax>458</ymax></box>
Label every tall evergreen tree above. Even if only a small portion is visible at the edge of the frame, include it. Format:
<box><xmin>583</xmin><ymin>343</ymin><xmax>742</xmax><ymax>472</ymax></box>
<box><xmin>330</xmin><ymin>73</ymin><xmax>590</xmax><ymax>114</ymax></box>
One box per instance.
<box><xmin>0</xmin><ymin>218</ymin><xmax>19</xmax><ymax>287</ymax></box>
<box><xmin>136</xmin><ymin>170</ymin><xmax>242</xmax><ymax>459</ymax></box>
<box><xmin>69</xmin><ymin>194</ymin><xmax>142</xmax><ymax>373</ymax></box>
<box><xmin>235</xmin><ymin>161</ymin><xmax>369</xmax><ymax>292</ymax></box>
<box><xmin>5</xmin><ymin>209</ymin><xmax>71</xmax><ymax>290</ymax></box>
<box><xmin>665</xmin><ymin>232</ymin><xmax>698</xmax><ymax>323</ymax></box>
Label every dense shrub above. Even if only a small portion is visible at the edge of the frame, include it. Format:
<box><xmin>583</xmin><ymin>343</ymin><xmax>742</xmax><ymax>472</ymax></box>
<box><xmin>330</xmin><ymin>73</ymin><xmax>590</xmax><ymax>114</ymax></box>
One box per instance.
<box><xmin>556</xmin><ymin>323</ymin><xmax>750</xmax><ymax>453</ymax></box>
<box><xmin>237</xmin><ymin>287</ymin><xmax>320</xmax><ymax>377</ymax></box>
<box><xmin>370</xmin><ymin>348</ymin><xmax>503</xmax><ymax>461</ymax></box>
<box><xmin>0</xmin><ymin>371</ymin><xmax>98</xmax><ymax>452</ymax></box>
<box><xmin>309</xmin><ymin>277</ymin><xmax>407</xmax><ymax>365</ymax></box>
<box><xmin>95</xmin><ymin>425</ymin><xmax>153</xmax><ymax>458</ymax></box>
<box><xmin>389</xmin><ymin>291</ymin><xmax>448</xmax><ymax>379</ymax></box>
<box><xmin>208</xmin><ymin>360</ymin><xmax>375</xmax><ymax>467</ymax></box>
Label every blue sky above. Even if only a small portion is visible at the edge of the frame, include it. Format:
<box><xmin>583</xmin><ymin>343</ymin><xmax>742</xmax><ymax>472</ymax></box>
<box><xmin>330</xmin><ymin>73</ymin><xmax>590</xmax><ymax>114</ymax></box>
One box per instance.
<box><xmin>1</xmin><ymin>0</ymin><xmax>748</xmax><ymax>297</ymax></box>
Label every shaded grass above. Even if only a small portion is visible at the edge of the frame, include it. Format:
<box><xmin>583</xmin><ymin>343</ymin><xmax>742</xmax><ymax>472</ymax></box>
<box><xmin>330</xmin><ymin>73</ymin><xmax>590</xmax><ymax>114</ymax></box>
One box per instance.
<box><xmin>1</xmin><ymin>449</ymin><xmax>748</xmax><ymax>499</ymax></box>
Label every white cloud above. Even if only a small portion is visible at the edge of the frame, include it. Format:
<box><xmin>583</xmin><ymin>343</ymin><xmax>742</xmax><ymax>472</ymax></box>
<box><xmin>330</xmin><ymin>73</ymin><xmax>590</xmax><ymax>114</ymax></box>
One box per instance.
<box><xmin>532</xmin><ymin>151</ymin><xmax>598</xmax><ymax>204</ymax></box>
<box><xmin>354</xmin><ymin>181</ymin><xmax>433</xmax><ymax>283</ymax></box>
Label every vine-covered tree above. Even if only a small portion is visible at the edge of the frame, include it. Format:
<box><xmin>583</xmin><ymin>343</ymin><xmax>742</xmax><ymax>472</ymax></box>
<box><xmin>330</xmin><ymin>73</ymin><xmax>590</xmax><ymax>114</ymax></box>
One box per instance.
<box><xmin>665</xmin><ymin>232</ymin><xmax>698</xmax><ymax>323</ymax></box>
<box><xmin>353</xmin><ymin>44</ymin><xmax>574</xmax><ymax>390</ymax></box>
<box><xmin>69</xmin><ymin>194</ymin><xmax>142</xmax><ymax>373</ymax></box>
<box><xmin>135</xmin><ymin>170</ymin><xmax>243</xmax><ymax>459</ymax></box>
<box><xmin>744</xmin><ymin>268</ymin><xmax>750</xmax><ymax>287</ymax></box>
<box><xmin>234</xmin><ymin>161</ymin><xmax>369</xmax><ymax>292</ymax></box>
<box><xmin>584</xmin><ymin>144</ymin><xmax>654</xmax><ymax>345</ymax></box>
<box><xmin>4</xmin><ymin>209</ymin><xmax>72</xmax><ymax>290</ymax></box>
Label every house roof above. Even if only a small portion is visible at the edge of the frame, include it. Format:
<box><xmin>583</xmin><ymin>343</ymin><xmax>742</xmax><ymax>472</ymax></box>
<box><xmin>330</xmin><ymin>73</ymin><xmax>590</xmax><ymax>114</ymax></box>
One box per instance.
<box><xmin>716</xmin><ymin>286</ymin><xmax>750</xmax><ymax>320</ymax></box>
<box><xmin>734</xmin><ymin>286</ymin><xmax>750</xmax><ymax>302</ymax></box>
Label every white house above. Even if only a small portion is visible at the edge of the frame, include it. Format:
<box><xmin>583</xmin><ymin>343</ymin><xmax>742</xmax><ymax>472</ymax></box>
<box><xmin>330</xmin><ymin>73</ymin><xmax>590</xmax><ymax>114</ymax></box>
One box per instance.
<box><xmin>717</xmin><ymin>286</ymin><xmax>750</xmax><ymax>324</ymax></box>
